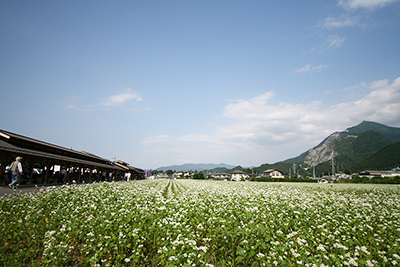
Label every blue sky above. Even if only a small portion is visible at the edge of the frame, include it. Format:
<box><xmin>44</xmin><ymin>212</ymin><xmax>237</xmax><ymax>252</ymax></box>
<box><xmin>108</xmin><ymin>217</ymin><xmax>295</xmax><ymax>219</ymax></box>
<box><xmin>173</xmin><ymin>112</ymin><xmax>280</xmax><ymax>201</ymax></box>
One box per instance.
<box><xmin>1</xmin><ymin>0</ymin><xmax>400</xmax><ymax>169</ymax></box>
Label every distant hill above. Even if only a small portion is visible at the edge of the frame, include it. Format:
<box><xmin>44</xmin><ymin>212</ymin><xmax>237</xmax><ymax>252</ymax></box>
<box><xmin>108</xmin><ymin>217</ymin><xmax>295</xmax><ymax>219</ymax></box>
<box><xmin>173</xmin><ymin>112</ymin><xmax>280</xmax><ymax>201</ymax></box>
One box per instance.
<box><xmin>281</xmin><ymin>121</ymin><xmax>400</xmax><ymax>176</ymax></box>
<box><xmin>343</xmin><ymin>121</ymin><xmax>400</xmax><ymax>142</ymax></box>
<box><xmin>156</xmin><ymin>163</ymin><xmax>236</xmax><ymax>172</ymax></box>
<box><xmin>350</xmin><ymin>141</ymin><xmax>400</xmax><ymax>172</ymax></box>
<box><xmin>253</xmin><ymin>162</ymin><xmax>293</xmax><ymax>175</ymax></box>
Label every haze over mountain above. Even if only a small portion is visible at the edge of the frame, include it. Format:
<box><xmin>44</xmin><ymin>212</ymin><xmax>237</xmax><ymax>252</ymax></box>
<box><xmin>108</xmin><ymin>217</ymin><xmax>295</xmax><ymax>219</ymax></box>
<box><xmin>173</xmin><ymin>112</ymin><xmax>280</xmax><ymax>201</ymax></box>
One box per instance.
<box><xmin>264</xmin><ymin>121</ymin><xmax>400</xmax><ymax>175</ymax></box>
<box><xmin>156</xmin><ymin>163</ymin><xmax>236</xmax><ymax>172</ymax></box>
<box><xmin>161</xmin><ymin>121</ymin><xmax>400</xmax><ymax>176</ymax></box>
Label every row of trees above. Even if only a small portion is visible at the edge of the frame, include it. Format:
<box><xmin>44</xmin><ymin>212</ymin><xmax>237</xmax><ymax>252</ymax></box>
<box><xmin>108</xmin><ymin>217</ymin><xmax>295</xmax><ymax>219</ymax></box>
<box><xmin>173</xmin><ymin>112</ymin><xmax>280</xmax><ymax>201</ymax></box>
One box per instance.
<box><xmin>152</xmin><ymin>167</ymin><xmax>400</xmax><ymax>184</ymax></box>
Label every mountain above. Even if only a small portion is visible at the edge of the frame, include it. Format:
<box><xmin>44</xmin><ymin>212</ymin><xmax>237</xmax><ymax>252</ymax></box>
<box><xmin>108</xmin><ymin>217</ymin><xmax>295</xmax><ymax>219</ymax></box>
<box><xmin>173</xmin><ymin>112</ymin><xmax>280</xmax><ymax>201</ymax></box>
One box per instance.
<box><xmin>343</xmin><ymin>121</ymin><xmax>400</xmax><ymax>142</ymax></box>
<box><xmin>283</xmin><ymin>121</ymin><xmax>400</xmax><ymax>176</ymax></box>
<box><xmin>156</xmin><ymin>163</ymin><xmax>236</xmax><ymax>172</ymax></box>
<box><xmin>253</xmin><ymin>162</ymin><xmax>293</xmax><ymax>175</ymax></box>
<box><xmin>350</xmin><ymin>141</ymin><xmax>400</xmax><ymax>171</ymax></box>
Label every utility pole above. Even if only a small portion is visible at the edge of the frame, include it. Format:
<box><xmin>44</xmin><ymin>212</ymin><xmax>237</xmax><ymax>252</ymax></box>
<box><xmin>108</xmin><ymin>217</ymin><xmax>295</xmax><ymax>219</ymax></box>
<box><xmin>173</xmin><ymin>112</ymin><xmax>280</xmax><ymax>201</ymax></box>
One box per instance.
<box><xmin>293</xmin><ymin>163</ymin><xmax>296</xmax><ymax>178</ymax></box>
<box><xmin>331</xmin><ymin>153</ymin><xmax>335</xmax><ymax>179</ymax></box>
<box><xmin>313</xmin><ymin>164</ymin><xmax>316</xmax><ymax>179</ymax></box>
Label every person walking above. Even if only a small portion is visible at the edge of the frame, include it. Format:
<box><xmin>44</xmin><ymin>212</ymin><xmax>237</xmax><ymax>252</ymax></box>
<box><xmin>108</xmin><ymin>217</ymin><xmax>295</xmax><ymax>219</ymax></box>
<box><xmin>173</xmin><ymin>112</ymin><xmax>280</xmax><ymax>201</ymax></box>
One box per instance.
<box><xmin>60</xmin><ymin>167</ymin><xmax>67</xmax><ymax>184</ymax></box>
<box><xmin>9</xmin><ymin>156</ymin><xmax>23</xmax><ymax>189</ymax></box>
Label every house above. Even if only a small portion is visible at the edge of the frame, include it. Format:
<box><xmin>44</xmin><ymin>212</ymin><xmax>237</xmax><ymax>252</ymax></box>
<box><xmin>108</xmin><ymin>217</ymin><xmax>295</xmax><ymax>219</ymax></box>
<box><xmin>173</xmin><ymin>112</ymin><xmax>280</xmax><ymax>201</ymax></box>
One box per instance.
<box><xmin>262</xmin><ymin>169</ymin><xmax>284</xmax><ymax>178</ymax></box>
<box><xmin>173</xmin><ymin>172</ymin><xmax>183</xmax><ymax>179</ymax></box>
<box><xmin>156</xmin><ymin>172</ymin><xmax>169</xmax><ymax>178</ymax></box>
<box><xmin>231</xmin><ymin>170</ymin><xmax>250</xmax><ymax>181</ymax></box>
<box><xmin>388</xmin><ymin>168</ymin><xmax>400</xmax><ymax>177</ymax></box>
<box><xmin>359</xmin><ymin>170</ymin><xmax>392</xmax><ymax>178</ymax></box>
<box><xmin>211</xmin><ymin>173</ymin><xmax>230</xmax><ymax>180</ymax></box>
<box><xmin>184</xmin><ymin>172</ymin><xmax>194</xmax><ymax>178</ymax></box>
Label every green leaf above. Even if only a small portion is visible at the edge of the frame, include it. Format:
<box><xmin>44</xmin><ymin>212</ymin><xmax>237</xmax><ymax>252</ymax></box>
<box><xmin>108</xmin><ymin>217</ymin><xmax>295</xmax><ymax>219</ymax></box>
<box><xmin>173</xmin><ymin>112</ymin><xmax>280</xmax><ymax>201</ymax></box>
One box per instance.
<box><xmin>236</xmin><ymin>256</ymin><xmax>244</xmax><ymax>263</ymax></box>
<box><xmin>358</xmin><ymin>259</ymin><xmax>367</xmax><ymax>264</ymax></box>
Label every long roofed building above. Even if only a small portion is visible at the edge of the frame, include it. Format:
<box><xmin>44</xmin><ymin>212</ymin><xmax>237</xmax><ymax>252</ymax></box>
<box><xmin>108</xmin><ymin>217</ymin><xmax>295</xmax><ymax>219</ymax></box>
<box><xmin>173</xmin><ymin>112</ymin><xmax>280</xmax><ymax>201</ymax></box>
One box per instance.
<box><xmin>0</xmin><ymin>129</ymin><xmax>144</xmax><ymax>185</ymax></box>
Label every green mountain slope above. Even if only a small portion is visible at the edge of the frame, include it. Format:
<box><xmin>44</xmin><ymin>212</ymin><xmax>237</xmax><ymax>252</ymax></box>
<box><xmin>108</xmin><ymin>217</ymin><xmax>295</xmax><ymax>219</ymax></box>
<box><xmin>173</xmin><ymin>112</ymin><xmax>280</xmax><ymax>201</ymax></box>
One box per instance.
<box><xmin>334</xmin><ymin>130</ymin><xmax>393</xmax><ymax>168</ymax></box>
<box><xmin>344</xmin><ymin>121</ymin><xmax>400</xmax><ymax>142</ymax></box>
<box><xmin>253</xmin><ymin>162</ymin><xmax>292</xmax><ymax>175</ymax></box>
<box><xmin>350</xmin><ymin>141</ymin><xmax>400</xmax><ymax>172</ymax></box>
<box><xmin>282</xmin><ymin>151</ymin><xmax>308</xmax><ymax>164</ymax></box>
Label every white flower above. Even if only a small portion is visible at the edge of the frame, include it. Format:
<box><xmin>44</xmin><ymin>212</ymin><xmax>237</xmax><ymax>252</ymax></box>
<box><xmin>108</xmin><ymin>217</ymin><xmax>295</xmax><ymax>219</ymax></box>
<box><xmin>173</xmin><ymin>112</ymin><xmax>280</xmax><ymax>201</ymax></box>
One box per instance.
<box><xmin>197</xmin><ymin>246</ymin><xmax>208</xmax><ymax>253</ymax></box>
<box><xmin>124</xmin><ymin>258</ymin><xmax>130</xmax><ymax>262</ymax></box>
<box><xmin>317</xmin><ymin>244</ymin><xmax>326</xmax><ymax>252</ymax></box>
<box><xmin>360</xmin><ymin>246</ymin><xmax>370</xmax><ymax>255</ymax></box>
<box><xmin>257</xmin><ymin>252</ymin><xmax>265</xmax><ymax>258</ymax></box>
<box><xmin>287</xmin><ymin>231</ymin><xmax>297</xmax><ymax>239</ymax></box>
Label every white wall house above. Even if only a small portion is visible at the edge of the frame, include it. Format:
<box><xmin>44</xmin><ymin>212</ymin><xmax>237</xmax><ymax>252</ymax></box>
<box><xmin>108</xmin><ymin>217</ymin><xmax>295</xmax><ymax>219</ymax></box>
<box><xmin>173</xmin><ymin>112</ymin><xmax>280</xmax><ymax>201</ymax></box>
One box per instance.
<box><xmin>211</xmin><ymin>173</ymin><xmax>230</xmax><ymax>180</ymax></box>
<box><xmin>263</xmin><ymin>169</ymin><xmax>284</xmax><ymax>178</ymax></box>
<box><xmin>173</xmin><ymin>172</ymin><xmax>183</xmax><ymax>179</ymax></box>
<box><xmin>231</xmin><ymin>170</ymin><xmax>250</xmax><ymax>181</ymax></box>
<box><xmin>157</xmin><ymin>172</ymin><xmax>168</xmax><ymax>178</ymax></box>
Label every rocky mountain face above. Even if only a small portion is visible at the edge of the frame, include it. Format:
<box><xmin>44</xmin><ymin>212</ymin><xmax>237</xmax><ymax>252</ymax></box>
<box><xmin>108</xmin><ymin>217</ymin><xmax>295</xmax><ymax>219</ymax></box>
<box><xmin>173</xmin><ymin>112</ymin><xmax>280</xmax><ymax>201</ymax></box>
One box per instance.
<box><xmin>304</xmin><ymin>132</ymin><xmax>340</xmax><ymax>167</ymax></box>
<box><xmin>287</xmin><ymin>121</ymin><xmax>400</xmax><ymax>174</ymax></box>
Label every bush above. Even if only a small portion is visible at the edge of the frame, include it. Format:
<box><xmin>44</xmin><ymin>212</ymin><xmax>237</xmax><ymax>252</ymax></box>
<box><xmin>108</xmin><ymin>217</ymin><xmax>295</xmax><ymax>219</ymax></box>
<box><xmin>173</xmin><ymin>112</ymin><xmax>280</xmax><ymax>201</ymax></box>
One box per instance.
<box><xmin>193</xmin><ymin>172</ymin><xmax>205</xmax><ymax>180</ymax></box>
<box><xmin>252</xmin><ymin>177</ymin><xmax>318</xmax><ymax>183</ymax></box>
<box><xmin>340</xmin><ymin>176</ymin><xmax>400</xmax><ymax>184</ymax></box>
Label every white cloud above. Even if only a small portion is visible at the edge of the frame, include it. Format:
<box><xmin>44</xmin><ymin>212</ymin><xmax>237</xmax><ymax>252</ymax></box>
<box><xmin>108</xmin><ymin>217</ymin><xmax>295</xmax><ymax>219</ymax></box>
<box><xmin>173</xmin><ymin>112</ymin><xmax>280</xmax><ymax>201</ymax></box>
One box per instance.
<box><xmin>294</xmin><ymin>64</ymin><xmax>330</xmax><ymax>74</ymax></box>
<box><xmin>321</xmin><ymin>15</ymin><xmax>359</xmax><ymax>28</ymax></box>
<box><xmin>102</xmin><ymin>89</ymin><xmax>142</xmax><ymax>106</ymax></box>
<box><xmin>311</xmin><ymin>35</ymin><xmax>346</xmax><ymax>53</ymax></box>
<box><xmin>64</xmin><ymin>89</ymin><xmax>144</xmax><ymax>111</ymax></box>
<box><xmin>327</xmin><ymin>35</ymin><xmax>346</xmax><ymax>48</ymax></box>
<box><xmin>140</xmin><ymin>77</ymin><xmax>400</xmax><ymax>166</ymax></box>
<box><xmin>368</xmin><ymin>79</ymin><xmax>389</xmax><ymax>89</ymax></box>
<box><xmin>219</xmin><ymin>77</ymin><xmax>400</xmax><ymax>138</ymax></box>
<box><xmin>338</xmin><ymin>0</ymin><xmax>398</xmax><ymax>9</ymax></box>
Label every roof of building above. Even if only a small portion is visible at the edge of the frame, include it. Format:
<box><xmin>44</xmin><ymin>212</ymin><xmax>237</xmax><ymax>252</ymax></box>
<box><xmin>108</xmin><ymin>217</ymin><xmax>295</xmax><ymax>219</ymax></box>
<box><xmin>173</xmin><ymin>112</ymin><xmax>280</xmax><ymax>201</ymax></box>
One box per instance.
<box><xmin>231</xmin><ymin>170</ymin><xmax>248</xmax><ymax>174</ymax></box>
<box><xmin>0</xmin><ymin>129</ymin><xmax>144</xmax><ymax>173</ymax></box>
<box><xmin>263</xmin><ymin>169</ymin><xmax>282</xmax><ymax>173</ymax></box>
<box><xmin>0</xmin><ymin>139</ymin><xmax>121</xmax><ymax>170</ymax></box>
<box><xmin>0</xmin><ymin>129</ymin><xmax>111</xmax><ymax>164</ymax></box>
<box><xmin>359</xmin><ymin>170</ymin><xmax>392</xmax><ymax>175</ymax></box>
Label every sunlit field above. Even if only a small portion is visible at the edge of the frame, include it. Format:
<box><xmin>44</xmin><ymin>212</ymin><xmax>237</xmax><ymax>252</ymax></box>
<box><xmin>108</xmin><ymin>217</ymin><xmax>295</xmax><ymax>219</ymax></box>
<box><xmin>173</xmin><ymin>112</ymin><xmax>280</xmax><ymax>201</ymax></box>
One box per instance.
<box><xmin>1</xmin><ymin>180</ymin><xmax>400</xmax><ymax>266</ymax></box>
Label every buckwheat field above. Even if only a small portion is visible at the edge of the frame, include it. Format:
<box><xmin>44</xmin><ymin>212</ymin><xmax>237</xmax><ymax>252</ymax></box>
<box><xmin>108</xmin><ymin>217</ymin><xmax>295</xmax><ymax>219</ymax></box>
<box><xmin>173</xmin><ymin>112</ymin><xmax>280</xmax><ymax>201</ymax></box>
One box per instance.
<box><xmin>1</xmin><ymin>180</ymin><xmax>400</xmax><ymax>266</ymax></box>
